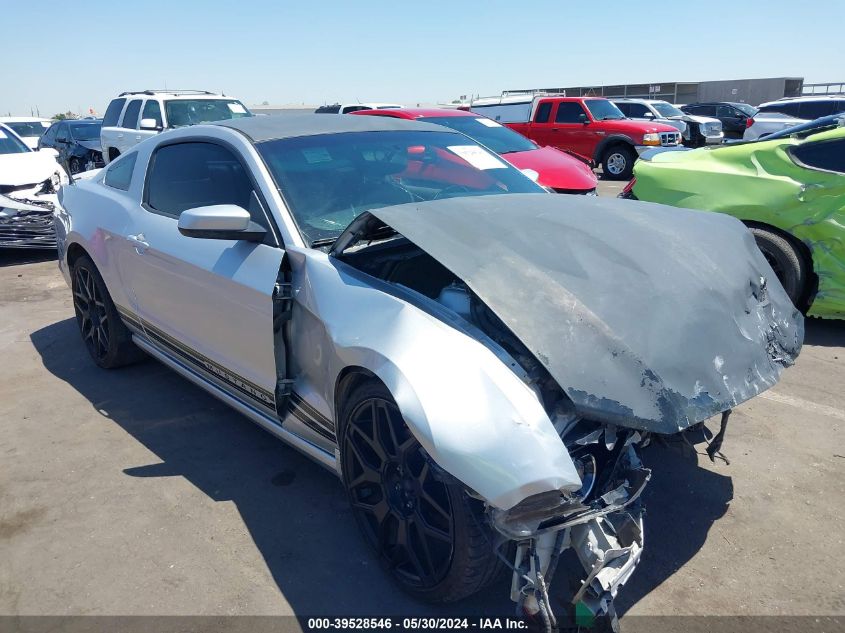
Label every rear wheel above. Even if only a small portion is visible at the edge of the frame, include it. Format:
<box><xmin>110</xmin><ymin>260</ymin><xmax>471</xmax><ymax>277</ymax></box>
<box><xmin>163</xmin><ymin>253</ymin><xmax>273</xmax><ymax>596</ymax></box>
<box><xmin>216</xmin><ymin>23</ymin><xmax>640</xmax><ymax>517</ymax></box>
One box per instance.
<box><xmin>340</xmin><ymin>381</ymin><xmax>502</xmax><ymax>603</ymax></box>
<box><xmin>68</xmin><ymin>157</ymin><xmax>82</xmax><ymax>174</ymax></box>
<box><xmin>71</xmin><ymin>255</ymin><xmax>144</xmax><ymax>368</ymax></box>
<box><xmin>602</xmin><ymin>145</ymin><xmax>635</xmax><ymax>180</ymax></box>
<box><xmin>748</xmin><ymin>226</ymin><xmax>809</xmax><ymax>307</ymax></box>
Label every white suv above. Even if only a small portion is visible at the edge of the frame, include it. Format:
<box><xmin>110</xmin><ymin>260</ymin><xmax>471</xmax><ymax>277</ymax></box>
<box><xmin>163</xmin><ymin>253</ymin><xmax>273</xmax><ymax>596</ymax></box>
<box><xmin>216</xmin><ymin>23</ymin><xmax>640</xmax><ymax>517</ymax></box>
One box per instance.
<box><xmin>100</xmin><ymin>90</ymin><xmax>251</xmax><ymax>164</ymax></box>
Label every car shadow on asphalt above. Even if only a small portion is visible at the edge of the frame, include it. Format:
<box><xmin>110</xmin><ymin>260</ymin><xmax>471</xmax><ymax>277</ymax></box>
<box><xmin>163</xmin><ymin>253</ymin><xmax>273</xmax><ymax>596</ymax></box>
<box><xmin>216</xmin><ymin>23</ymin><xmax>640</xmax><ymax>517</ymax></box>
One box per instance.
<box><xmin>803</xmin><ymin>317</ymin><xmax>845</xmax><ymax>347</ymax></box>
<box><xmin>31</xmin><ymin>317</ymin><xmax>732</xmax><ymax>620</ymax></box>
<box><xmin>0</xmin><ymin>249</ymin><xmax>56</xmax><ymax>268</ymax></box>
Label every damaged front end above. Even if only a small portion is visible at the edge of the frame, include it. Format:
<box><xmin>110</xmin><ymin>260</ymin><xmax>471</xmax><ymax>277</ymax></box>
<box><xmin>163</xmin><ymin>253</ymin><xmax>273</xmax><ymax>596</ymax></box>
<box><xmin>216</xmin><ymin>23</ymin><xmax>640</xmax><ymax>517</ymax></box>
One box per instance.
<box><xmin>0</xmin><ymin>192</ymin><xmax>58</xmax><ymax>249</ymax></box>
<box><xmin>493</xmin><ymin>422</ymin><xmax>649</xmax><ymax>628</ymax></box>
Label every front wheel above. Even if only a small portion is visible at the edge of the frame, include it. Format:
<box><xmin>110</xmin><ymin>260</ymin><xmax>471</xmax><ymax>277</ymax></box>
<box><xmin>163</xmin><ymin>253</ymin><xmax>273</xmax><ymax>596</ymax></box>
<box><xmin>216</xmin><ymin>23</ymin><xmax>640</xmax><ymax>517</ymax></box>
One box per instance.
<box><xmin>602</xmin><ymin>145</ymin><xmax>635</xmax><ymax>180</ymax></box>
<box><xmin>71</xmin><ymin>255</ymin><xmax>145</xmax><ymax>368</ymax></box>
<box><xmin>748</xmin><ymin>227</ymin><xmax>809</xmax><ymax>309</ymax></box>
<box><xmin>340</xmin><ymin>381</ymin><xmax>502</xmax><ymax>603</ymax></box>
<box><xmin>68</xmin><ymin>157</ymin><xmax>82</xmax><ymax>174</ymax></box>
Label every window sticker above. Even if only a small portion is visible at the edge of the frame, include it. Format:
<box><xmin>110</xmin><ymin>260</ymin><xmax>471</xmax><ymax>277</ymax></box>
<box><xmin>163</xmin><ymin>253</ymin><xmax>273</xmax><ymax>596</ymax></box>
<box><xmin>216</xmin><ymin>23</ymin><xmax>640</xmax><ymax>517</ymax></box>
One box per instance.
<box><xmin>0</xmin><ymin>130</ymin><xmax>6</xmax><ymax>139</ymax></box>
<box><xmin>228</xmin><ymin>103</ymin><xmax>247</xmax><ymax>114</ymax></box>
<box><xmin>301</xmin><ymin>147</ymin><xmax>332</xmax><ymax>164</ymax></box>
<box><xmin>476</xmin><ymin>118</ymin><xmax>502</xmax><ymax>128</ymax></box>
<box><xmin>447</xmin><ymin>145</ymin><xmax>507</xmax><ymax>170</ymax></box>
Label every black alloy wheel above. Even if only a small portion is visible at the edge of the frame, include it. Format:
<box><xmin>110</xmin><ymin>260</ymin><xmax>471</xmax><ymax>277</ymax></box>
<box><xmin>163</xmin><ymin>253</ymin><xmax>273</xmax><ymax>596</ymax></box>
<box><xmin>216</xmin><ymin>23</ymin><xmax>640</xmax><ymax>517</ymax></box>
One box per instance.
<box><xmin>340</xmin><ymin>381</ymin><xmax>502</xmax><ymax>602</ymax></box>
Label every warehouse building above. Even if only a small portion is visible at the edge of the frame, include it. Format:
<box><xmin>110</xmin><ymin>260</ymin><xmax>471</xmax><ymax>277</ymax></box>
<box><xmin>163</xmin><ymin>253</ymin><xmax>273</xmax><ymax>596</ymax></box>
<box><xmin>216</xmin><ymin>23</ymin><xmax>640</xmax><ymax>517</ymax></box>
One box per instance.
<box><xmin>501</xmin><ymin>77</ymin><xmax>804</xmax><ymax>106</ymax></box>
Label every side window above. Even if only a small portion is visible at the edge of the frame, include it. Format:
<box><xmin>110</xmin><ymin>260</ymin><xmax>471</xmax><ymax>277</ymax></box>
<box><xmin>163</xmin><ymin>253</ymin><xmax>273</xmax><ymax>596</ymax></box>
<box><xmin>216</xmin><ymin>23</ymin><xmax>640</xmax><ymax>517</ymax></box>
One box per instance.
<box><xmin>716</xmin><ymin>105</ymin><xmax>736</xmax><ymax>119</ymax></box>
<box><xmin>760</xmin><ymin>102</ymin><xmax>800</xmax><ymax>117</ymax></box>
<box><xmin>790</xmin><ymin>139</ymin><xmax>845</xmax><ymax>174</ymax></box>
<box><xmin>56</xmin><ymin>124</ymin><xmax>69</xmax><ymax>142</ymax></box>
<box><xmin>103</xmin><ymin>153</ymin><xmax>138</xmax><ymax>191</ymax></box>
<box><xmin>342</xmin><ymin>106</ymin><xmax>370</xmax><ymax>114</ymax></box>
<box><xmin>693</xmin><ymin>105</ymin><xmax>716</xmax><ymax>116</ymax></box>
<box><xmin>103</xmin><ymin>98</ymin><xmax>126</xmax><ymax>127</ymax></box>
<box><xmin>142</xmin><ymin>100</ymin><xmax>163</xmax><ymax>127</ymax></box>
<box><xmin>615</xmin><ymin>103</ymin><xmax>631</xmax><ymax>116</ymax></box>
<box><xmin>41</xmin><ymin>124</ymin><xmax>58</xmax><ymax>145</ymax></box>
<box><xmin>555</xmin><ymin>102</ymin><xmax>587</xmax><ymax>123</ymax></box>
<box><xmin>628</xmin><ymin>103</ymin><xmax>651</xmax><ymax>117</ymax></box>
<box><xmin>797</xmin><ymin>101</ymin><xmax>834</xmax><ymax>119</ymax></box>
<box><xmin>121</xmin><ymin>99</ymin><xmax>143</xmax><ymax>129</ymax></box>
<box><xmin>534</xmin><ymin>102</ymin><xmax>552</xmax><ymax>123</ymax></box>
<box><xmin>145</xmin><ymin>142</ymin><xmax>268</xmax><ymax>230</ymax></box>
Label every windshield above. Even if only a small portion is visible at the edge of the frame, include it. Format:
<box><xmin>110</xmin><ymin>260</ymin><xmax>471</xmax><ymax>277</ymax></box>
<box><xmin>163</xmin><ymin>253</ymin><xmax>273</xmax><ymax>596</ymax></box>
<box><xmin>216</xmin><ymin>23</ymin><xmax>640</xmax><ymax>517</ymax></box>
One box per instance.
<box><xmin>69</xmin><ymin>123</ymin><xmax>101</xmax><ymax>141</ymax></box>
<box><xmin>584</xmin><ymin>100</ymin><xmax>625</xmax><ymax>121</ymax></box>
<box><xmin>0</xmin><ymin>126</ymin><xmax>30</xmax><ymax>154</ymax></box>
<box><xmin>652</xmin><ymin>102</ymin><xmax>684</xmax><ymax>118</ymax></box>
<box><xmin>734</xmin><ymin>103</ymin><xmax>758</xmax><ymax>117</ymax></box>
<box><xmin>164</xmin><ymin>99</ymin><xmax>251</xmax><ymax>127</ymax></box>
<box><xmin>257</xmin><ymin>130</ymin><xmax>544</xmax><ymax>246</ymax></box>
<box><xmin>5</xmin><ymin>121</ymin><xmax>49</xmax><ymax>138</ymax></box>
<box><xmin>417</xmin><ymin>116</ymin><xmax>536</xmax><ymax>154</ymax></box>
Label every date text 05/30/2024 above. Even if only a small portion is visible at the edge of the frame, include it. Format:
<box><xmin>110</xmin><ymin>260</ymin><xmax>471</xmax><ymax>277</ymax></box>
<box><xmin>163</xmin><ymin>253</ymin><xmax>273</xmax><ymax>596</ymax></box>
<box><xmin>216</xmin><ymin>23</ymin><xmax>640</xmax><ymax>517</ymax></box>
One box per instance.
<box><xmin>306</xmin><ymin>618</ymin><xmax>529</xmax><ymax>630</ymax></box>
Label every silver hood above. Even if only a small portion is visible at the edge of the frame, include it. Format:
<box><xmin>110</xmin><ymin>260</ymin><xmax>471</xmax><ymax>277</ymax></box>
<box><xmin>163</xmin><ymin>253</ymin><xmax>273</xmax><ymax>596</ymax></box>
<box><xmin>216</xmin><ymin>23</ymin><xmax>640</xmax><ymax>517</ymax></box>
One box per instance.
<box><xmin>339</xmin><ymin>194</ymin><xmax>803</xmax><ymax>434</ymax></box>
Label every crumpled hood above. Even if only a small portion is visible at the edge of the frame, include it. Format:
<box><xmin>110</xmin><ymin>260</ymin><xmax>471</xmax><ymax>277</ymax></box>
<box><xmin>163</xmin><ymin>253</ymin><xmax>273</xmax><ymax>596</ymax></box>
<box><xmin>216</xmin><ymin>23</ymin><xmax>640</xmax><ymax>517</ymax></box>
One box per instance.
<box><xmin>0</xmin><ymin>151</ymin><xmax>59</xmax><ymax>186</ymax></box>
<box><xmin>361</xmin><ymin>194</ymin><xmax>804</xmax><ymax>433</ymax></box>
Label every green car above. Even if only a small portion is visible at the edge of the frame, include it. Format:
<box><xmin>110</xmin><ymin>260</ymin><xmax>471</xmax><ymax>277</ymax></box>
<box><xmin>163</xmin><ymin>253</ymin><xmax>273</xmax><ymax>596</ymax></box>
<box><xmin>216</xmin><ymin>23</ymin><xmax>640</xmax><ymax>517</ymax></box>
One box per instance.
<box><xmin>628</xmin><ymin>116</ymin><xmax>845</xmax><ymax>319</ymax></box>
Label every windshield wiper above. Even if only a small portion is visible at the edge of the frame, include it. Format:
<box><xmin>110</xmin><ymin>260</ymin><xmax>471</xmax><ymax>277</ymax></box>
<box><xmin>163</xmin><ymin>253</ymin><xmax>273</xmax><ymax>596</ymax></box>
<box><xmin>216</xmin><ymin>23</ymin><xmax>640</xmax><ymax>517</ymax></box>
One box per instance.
<box><xmin>310</xmin><ymin>237</ymin><xmax>336</xmax><ymax>248</ymax></box>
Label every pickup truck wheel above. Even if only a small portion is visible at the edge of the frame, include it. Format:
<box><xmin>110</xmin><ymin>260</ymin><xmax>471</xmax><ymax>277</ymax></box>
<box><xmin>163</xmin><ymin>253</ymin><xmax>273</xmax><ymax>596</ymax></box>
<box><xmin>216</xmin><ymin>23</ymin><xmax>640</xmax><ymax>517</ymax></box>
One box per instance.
<box><xmin>747</xmin><ymin>227</ymin><xmax>808</xmax><ymax>308</ymax></box>
<box><xmin>340</xmin><ymin>381</ymin><xmax>502</xmax><ymax>603</ymax></box>
<box><xmin>602</xmin><ymin>145</ymin><xmax>635</xmax><ymax>180</ymax></box>
<box><xmin>71</xmin><ymin>255</ymin><xmax>144</xmax><ymax>369</ymax></box>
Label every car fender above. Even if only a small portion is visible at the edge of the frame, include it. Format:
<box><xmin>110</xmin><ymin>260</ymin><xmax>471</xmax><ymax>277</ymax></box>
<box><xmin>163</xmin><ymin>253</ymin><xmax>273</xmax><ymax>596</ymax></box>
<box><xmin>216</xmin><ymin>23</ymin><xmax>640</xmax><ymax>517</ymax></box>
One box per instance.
<box><xmin>286</xmin><ymin>247</ymin><xmax>582</xmax><ymax>510</ymax></box>
<box><xmin>593</xmin><ymin>134</ymin><xmax>635</xmax><ymax>163</ymax></box>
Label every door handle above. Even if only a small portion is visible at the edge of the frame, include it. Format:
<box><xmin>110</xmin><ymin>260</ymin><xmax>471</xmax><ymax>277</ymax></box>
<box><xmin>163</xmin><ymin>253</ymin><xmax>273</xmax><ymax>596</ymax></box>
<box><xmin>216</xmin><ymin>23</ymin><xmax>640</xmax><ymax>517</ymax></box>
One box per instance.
<box><xmin>127</xmin><ymin>233</ymin><xmax>149</xmax><ymax>253</ymax></box>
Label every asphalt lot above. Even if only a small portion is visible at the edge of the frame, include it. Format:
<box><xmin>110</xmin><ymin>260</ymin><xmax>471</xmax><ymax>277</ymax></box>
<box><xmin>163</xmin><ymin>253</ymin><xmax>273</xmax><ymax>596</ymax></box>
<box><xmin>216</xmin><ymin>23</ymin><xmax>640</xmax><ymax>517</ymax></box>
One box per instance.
<box><xmin>1</xmin><ymin>179</ymin><xmax>843</xmax><ymax>628</ymax></box>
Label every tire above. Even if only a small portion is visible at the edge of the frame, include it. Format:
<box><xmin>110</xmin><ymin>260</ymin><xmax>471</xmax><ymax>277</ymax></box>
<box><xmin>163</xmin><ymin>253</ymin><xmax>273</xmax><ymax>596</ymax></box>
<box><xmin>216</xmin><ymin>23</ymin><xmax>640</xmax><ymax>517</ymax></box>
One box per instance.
<box><xmin>68</xmin><ymin>157</ymin><xmax>82</xmax><ymax>174</ymax></box>
<box><xmin>748</xmin><ymin>226</ymin><xmax>808</xmax><ymax>307</ymax></box>
<box><xmin>71</xmin><ymin>255</ymin><xmax>144</xmax><ymax>369</ymax></box>
<box><xmin>602</xmin><ymin>145</ymin><xmax>635</xmax><ymax>180</ymax></box>
<box><xmin>340</xmin><ymin>380</ymin><xmax>502</xmax><ymax>603</ymax></box>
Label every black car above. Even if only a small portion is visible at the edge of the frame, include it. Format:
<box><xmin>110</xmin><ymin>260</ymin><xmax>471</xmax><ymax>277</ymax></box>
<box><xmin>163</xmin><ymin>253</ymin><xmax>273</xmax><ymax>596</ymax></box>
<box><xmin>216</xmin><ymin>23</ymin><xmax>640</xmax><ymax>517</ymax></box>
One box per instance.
<box><xmin>38</xmin><ymin>119</ymin><xmax>105</xmax><ymax>173</ymax></box>
<box><xmin>680</xmin><ymin>102</ymin><xmax>758</xmax><ymax>139</ymax></box>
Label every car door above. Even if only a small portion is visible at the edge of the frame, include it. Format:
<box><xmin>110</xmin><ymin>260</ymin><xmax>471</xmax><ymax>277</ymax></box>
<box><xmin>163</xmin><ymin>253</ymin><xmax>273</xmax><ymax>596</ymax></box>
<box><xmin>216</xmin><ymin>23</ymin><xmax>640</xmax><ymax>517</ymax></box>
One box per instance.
<box><xmin>136</xmin><ymin>99</ymin><xmax>162</xmax><ymax>144</ymax></box>
<box><xmin>718</xmin><ymin>105</ymin><xmax>746</xmax><ymax>136</ymax></box>
<box><xmin>54</xmin><ymin>123</ymin><xmax>71</xmax><ymax>162</ymax></box>
<box><xmin>121</xmin><ymin>140</ymin><xmax>284</xmax><ymax>415</ymax></box>
<box><xmin>551</xmin><ymin>101</ymin><xmax>593</xmax><ymax>160</ymax></box>
<box><xmin>527</xmin><ymin>100</ymin><xmax>555</xmax><ymax>147</ymax></box>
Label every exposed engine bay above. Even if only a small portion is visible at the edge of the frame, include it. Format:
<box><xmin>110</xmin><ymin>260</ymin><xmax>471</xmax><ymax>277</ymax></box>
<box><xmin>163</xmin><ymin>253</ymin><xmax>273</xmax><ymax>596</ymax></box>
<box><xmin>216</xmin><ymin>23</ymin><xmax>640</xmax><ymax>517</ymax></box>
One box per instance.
<box><xmin>339</xmin><ymin>237</ymin><xmax>652</xmax><ymax>627</ymax></box>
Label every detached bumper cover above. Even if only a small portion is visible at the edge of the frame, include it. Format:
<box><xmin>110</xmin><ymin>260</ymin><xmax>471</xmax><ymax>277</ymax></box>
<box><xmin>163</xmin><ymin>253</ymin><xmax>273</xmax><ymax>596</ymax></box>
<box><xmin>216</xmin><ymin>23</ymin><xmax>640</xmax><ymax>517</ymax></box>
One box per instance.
<box><xmin>0</xmin><ymin>195</ymin><xmax>57</xmax><ymax>249</ymax></box>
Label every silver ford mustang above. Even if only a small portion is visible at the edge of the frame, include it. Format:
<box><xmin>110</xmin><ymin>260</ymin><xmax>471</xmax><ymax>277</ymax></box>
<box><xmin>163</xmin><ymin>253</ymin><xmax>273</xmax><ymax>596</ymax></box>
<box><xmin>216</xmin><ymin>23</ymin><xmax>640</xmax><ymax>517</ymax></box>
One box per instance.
<box><xmin>56</xmin><ymin>115</ymin><xmax>803</xmax><ymax>623</ymax></box>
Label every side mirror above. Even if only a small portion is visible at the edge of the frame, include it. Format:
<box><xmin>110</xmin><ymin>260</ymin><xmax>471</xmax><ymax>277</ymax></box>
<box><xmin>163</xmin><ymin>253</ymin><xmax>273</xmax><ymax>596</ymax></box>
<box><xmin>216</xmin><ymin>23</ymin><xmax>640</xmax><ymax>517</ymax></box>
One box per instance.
<box><xmin>139</xmin><ymin>118</ymin><xmax>161</xmax><ymax>131</ymax></box>
<box><xmin>578</xmin><ymin>113</ymin><xmax>588</xmax><ymax>124</ymax></box>
<box><xmin>643</xmin><ymin>112</ymin><xmax>655</xmax><ymax>119</ymax></box>
<box><xmin>177</xmin><ymin>204</ymin><xmax>266</xmax><ymax>242</ymax></box>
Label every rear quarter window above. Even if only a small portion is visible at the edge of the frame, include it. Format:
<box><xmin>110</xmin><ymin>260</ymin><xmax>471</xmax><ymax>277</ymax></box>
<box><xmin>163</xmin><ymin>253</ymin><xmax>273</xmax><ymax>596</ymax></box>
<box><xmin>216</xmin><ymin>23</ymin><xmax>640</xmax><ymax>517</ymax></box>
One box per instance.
<box><xmin>103</xmin><ymin>153</ymin><xmax>138</xmax><ymax>191</ymax></box>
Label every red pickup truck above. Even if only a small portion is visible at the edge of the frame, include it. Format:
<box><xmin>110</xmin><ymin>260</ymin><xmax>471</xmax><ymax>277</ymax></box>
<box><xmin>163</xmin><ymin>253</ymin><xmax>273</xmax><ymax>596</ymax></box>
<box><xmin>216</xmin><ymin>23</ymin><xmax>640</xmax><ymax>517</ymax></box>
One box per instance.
<box><xmin>471</xmin><ymin>95</ymin><xmax>682</xmax><ymax>180</ymax></box>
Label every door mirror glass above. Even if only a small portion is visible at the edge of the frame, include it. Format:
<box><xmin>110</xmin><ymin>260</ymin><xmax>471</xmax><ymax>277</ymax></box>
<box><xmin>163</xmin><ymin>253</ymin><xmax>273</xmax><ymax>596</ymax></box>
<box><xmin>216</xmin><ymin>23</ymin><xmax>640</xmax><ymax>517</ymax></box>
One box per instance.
<box><xmin>643</xmin><ymin>111</ymin><xmax>655</xmax><ymax>118</ymax></box>
<box><xmin>139</xmin><ymin>118</ymin><xmax>160</xmax><ymax>131</ymax></box>
<box><xmin>578</xmin><ymin>113</ymin><xmax>588</xmax><ymax>123</ymax></box>
<box><xmin>177</xmin><ymin>204</ymin><xmax>266</xmax><ymax>242</ymax></box>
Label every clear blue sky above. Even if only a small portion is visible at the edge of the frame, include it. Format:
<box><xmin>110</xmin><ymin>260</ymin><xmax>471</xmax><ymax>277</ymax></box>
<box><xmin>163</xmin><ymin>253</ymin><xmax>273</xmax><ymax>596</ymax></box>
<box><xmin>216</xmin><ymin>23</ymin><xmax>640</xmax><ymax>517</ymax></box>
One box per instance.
<box><xmin>5</xmin><ymin>0</ymin><xmax>844</xmax><ymax>116</ymax></box>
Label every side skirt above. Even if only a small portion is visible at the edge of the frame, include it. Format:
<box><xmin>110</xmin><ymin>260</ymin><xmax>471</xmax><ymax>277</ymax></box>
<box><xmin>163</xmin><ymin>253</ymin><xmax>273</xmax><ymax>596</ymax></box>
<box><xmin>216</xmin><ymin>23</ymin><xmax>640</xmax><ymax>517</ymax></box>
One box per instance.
<box><xmin>131</xmin><ymin>335</ymin><xmax>339</xmax><ymax>476</ymax></box>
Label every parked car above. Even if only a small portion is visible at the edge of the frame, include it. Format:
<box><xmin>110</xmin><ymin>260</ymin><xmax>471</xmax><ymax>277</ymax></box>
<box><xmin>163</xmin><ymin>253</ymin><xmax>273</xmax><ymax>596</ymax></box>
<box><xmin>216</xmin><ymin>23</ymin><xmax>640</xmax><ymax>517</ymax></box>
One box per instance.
<box><xmin>0</xmin><ymin>117</ymin><xmax>52</xmax><ymax>150</ymax></box>
<box><xmin>315</xmin><ymin>102</ymin><xmax>404</xmax><ymax>114</ymax></box>
<box><xmin>680</xmin><ymin>102</ymin><xmax>758</xmax><ymax>139</ymax></box>
<box><xmin>612</xmin><ymin>99</ymin><xmax>723</xmax><ymax>147</ymax></box>
<box><xmin>471</xmin><ymin>95</ymin><xmax>681</xmax><ymax>180</ymax></box>
<box><xmin>743</xmin><ymin>96</ymin><xmax>845</xmax><ymax>140</ymax></box>
<box><xmin>743</xmin><ymin>111</ymin><xmax>805</xmax><ymax>141</ymax></box>
<box><xmin>56</xmin><ymin>114</ymin><xmax>802</xmax><ymax>622</ymax></box>
<box><xmin>624</xmin><ymin>115</ymin><xmax>845</xmax><ymax>319</ymax></box>
<box><xmin>39</xmin><ymin>119</ymin><xmax>104</xmax><ymax>174</ymax></box>
<box><xmin>0</xmin><ymin>122</ymin><xmax>65</xmax><ymax>248</ymax></box>
<box><xmin>351</xmin><ymin>107</ymin><xmax>598</xmax><ymax>193</ymax></box>
<box><xmin>101</xmin><ymin>90</ymin><xmax>252</xmax><ymax>164</ymax></box>
<box><xmin>757</xmin><ymin>95</ymin><xmax>845</xmax><ymax>120</ymax></box>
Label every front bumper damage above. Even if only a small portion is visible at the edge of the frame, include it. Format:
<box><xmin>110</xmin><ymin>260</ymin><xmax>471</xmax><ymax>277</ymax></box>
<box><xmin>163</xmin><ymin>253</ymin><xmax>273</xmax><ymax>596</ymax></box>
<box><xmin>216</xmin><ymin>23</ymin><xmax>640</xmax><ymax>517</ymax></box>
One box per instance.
<box><xmin>0</xmin><ymin>193</ymin><xmax>58</xmax><ymax>249</ymax></box>
<box><xmin>491</xmin><ymin>424</ymin><xmax>650</xmax><ymax>629</ymax></box>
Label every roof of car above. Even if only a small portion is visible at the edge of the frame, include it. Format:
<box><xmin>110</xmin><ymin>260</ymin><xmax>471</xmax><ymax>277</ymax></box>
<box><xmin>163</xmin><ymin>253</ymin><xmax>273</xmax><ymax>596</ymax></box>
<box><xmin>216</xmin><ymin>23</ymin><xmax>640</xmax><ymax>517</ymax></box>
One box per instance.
<box><xmin>353</xmin><ymin>108</ymin><xmax>479</xmax><ymax>119</ymax></box>
<box><xmin>759</xmin><ymin>95</ymin><xmax>845</xmax><ymax>106</ymax></box>
<box><xmin>0</xmin><ymin>116</ymin><xmax>52</xmax><ymax>123</ymax></box>
<box><xmin>213</xmin><ymin>113</ymin><xmax>447</xmax><ymax>143</ymax></box>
